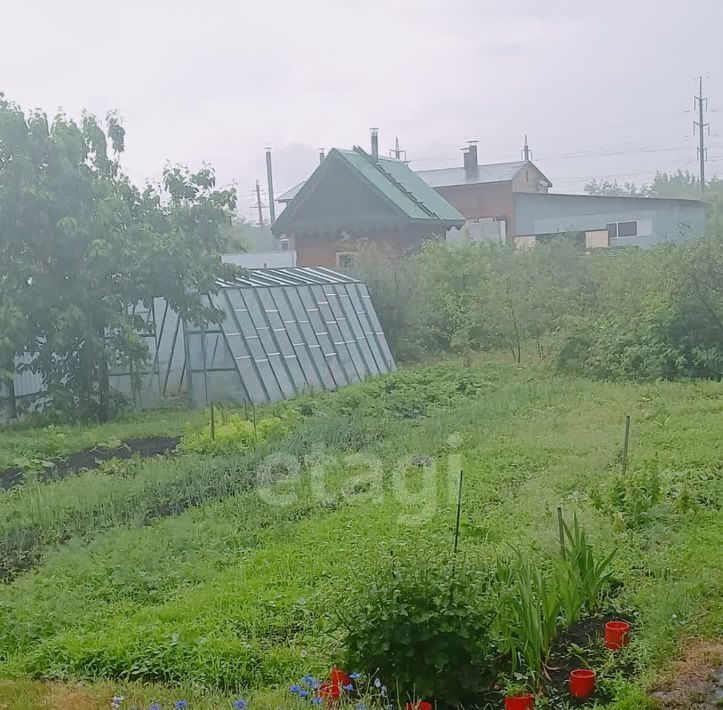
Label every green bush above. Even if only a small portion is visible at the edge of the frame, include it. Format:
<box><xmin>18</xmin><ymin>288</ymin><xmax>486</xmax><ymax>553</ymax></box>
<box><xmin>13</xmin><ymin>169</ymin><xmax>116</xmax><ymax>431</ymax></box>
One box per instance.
<box><xmin>342</xmin><ymin>557</ymin><xmax>498</xmax><ymax>706</ymax></box>
<box><xmin>179</xmin><ymin>413</ymin><xmax>288</xmax><ymax>455</ymax></box>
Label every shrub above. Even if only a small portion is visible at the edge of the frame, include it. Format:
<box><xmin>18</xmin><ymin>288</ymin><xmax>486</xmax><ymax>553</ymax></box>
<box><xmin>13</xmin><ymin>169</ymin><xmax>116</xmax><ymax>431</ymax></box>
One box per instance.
<box><xmin>179</xmin><ymin>414</ymin><xmax>287</xmax><ymax>455</ymax></box>
<box><xmin>342</xmin><ymin>557</ymin><xmax>498</xmax><ymax>706</ymax></box>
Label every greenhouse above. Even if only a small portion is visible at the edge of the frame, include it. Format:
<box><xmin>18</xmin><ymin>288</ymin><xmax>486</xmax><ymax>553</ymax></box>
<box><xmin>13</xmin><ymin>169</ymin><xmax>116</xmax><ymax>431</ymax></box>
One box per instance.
<box><xmin>108</xmin><ymin>267</ymin><xmax>396</xmax><ymax>408</ymax></box>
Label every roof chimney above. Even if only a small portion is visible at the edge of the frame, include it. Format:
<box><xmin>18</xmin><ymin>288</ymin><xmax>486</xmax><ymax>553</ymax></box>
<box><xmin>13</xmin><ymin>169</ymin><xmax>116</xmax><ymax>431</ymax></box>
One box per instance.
<box><xmin>371</xmin><ymin>128</ymin><xmax>379</xmax><ymax>161</ymax></box>
<box><xmin>319</xmin><ymin>147</ymin><xmax>325</xmax><ymax>164</ymax></box>
<box><xmin>463</xmin><ymin>140</ymin><xmax>479</xmax><ymax>174</ymax></box>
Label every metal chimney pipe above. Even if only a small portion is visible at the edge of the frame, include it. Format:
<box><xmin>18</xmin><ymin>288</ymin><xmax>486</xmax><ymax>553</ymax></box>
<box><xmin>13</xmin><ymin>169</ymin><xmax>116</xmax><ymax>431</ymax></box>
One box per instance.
<box><xmin>319</xmin><ymin>148</ymin><xmax>325</xmax><ymax>164</ymax></box>
<box><xmin>264</xmin><ymin>147</ymin><xmax>276</xmax><ymax>223</ymax></box>
<box><xmin>371</xmin><ymin>128</ymin><xmax>379</xmax><ymax>161</ymax></box>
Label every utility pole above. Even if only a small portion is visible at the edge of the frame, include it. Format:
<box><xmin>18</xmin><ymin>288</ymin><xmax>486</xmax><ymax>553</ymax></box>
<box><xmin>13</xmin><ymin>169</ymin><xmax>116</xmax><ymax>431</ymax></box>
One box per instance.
<box><xmin>694</xmin><ymin>76</ymin><xmax>709</xmax><ymax>193</ymax></box>
<box><xmin>254</xmin><ymin>180</ymin><xmax>265</xmax><ymax>226</ymax></box>
<box><xmin>265</xmin><ymin>147</ymin><xmax>276</xmax><ymax>223</ymax></box>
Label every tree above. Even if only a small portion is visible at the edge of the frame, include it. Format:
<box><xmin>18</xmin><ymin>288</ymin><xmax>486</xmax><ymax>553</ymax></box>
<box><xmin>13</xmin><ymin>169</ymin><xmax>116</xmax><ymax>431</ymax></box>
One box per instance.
<box><xmin>584</xmin><ymin>179</ymin><xmax>647</xmax><ymax>197</ymax></box>
<box><xmin>0</xmin><ymin>95</ymin><xmax>238</xmax><ymax>420</ymax></box>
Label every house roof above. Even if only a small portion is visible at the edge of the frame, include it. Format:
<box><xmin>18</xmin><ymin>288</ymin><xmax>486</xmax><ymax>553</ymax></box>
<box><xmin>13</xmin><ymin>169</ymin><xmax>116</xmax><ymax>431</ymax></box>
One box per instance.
<box><xmin>272</xmin><ymin>148</ymin><xmax>465</xmax><ymax>235</ymax></box>
<box><xmin>278</xmin><ymin>180</ymin><xmax>305</xmax><ymax>203</ymax></box>
<box><xmin>277</xmin><ymin>158</ymin><xmax>553</xmax><ymax>202</ymax></box>
<box><xmin>415</xmin><ymin>160</ymin><xmax>552</xmax><ymax>188</ymax></box>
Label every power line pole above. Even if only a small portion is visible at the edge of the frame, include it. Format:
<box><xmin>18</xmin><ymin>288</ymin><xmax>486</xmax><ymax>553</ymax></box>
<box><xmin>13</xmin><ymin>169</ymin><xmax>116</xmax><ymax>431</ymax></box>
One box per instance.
<box><xmin>693</xmin><ymin>76</ymin><xmax>709</xmax><ymax>193</ymax></box>
<box><xmin>254</xmin><ymin>180</ymin><xmax>265</xmax><ymax>226</ymax></box>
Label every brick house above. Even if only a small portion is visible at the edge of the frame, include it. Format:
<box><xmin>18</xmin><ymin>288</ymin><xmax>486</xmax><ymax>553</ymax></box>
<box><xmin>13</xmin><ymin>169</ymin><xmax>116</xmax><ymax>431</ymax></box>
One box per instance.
<box><xmin>415</xmin><ymin>143</ymin><xmax>552</xmax><ymax>242</ymax></box>
<box><xmin>271</xmin><ymin>143</ymin><xmax>464</xmax><ymax>268</ymax></box>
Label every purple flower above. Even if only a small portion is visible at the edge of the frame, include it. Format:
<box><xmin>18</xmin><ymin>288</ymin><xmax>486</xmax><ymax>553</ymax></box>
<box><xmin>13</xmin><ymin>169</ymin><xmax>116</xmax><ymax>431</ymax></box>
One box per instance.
<box><xmin>232</xmin><ymin>701</ymin><xmax>247</xmax><ymax>710</ymax></box>
<box><xmin>349</xmin><ymin>672</ymin><xmax>362</xmax><ymax>680</ymax></box>
<box><xmin>311</xmin><ymin>699</ymin><xmax>323</xmax><ymax>705</ymax></box>
<box><xmin>298</xmin><ymin>690</ymin><xmax>309</xmax><ymax>699</ymax></box>
<box><xmin>112</xmin><ymin>697</ymin><xmax>124</xmax><ymax>709</ymax></box>
<box><xmin>342</xmin><ymin>683</ymin><xmax>354</xmax><ymax>692</ymax></box>
<box><xmin>373</xmin><ymin>678</ymin><xmax>381</xmax><ymax>689</ymax></box>
<box><xmin>290</xmin><ymin>686</ymin><xmax>303</xmax><ymax>694</ymax></box>
<box><xmin>174</xmin><ymin>702</ymin><xmax>188</xmax><ymax>710</ymax></box>
<box><xmin>149</xmin><ymin>704</ymin><xmax>161</xmax><ymax>710</ymax></box>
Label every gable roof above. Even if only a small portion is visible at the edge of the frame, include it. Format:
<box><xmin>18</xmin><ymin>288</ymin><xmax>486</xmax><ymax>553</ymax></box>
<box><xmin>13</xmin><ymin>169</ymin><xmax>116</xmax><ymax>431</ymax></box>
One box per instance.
<box><xmin>272</xmin><ymin>148</ymin><xmax>464</xmax><ymax>235</ymax></box>
<box><xmin>415</xmin><ymin>160</ymin><xmax>552</xmax><ymax>188</ymax></box>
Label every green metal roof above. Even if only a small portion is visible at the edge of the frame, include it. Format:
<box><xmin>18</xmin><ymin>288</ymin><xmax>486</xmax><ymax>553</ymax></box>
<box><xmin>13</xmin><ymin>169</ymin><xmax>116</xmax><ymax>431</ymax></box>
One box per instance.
<box><xmin>272</xmin><ymin>147</ymin><xmax>464</xmax><ymax>235</ymax></box>
<box><xmin>335</xmin><ymin>148</ymin><xmax>465</xmax><ymax>224</ymax></box>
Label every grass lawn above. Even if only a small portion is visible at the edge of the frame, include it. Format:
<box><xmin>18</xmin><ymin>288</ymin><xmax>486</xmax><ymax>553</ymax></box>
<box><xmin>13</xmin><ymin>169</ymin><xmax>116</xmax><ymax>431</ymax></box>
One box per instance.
<box><xmin>0</xmin><ymin>360</ymin><xmax>720</xmax><ymax>709</ymax></box>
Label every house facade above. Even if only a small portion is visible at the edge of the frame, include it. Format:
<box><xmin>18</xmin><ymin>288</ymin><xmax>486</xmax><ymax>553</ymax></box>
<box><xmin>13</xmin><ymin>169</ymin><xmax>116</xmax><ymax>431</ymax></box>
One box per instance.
<box><xmin>271</xmin><ymin>145</ymin><xmax>464</xmax><ymax>267</ymax></box>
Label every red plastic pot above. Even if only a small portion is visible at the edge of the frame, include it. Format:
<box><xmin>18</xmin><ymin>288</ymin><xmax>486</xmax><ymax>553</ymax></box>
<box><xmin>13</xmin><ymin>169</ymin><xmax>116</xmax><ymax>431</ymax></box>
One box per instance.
<box><xmin>570</xmin><ymin>669</ymin><xmax>596</xmax><ymax>698</ymax></box>
<box><xmin>504</xmin><ymin>694</ymin><xmax>534</xmax><ymax>710</ymax></box>
<box><xmin>405</xmin><ymin>702</ymin><xmax>433</xmax><ymax>710</ymax></box>
<box><xmin>319</xmin><ymin>682</ymin><xmax>340</xmax><ymax>702</ymax></box>
<box><xmin>605</xmin><ymin>620</ymin><xmax>631</xmax><ymax>650</ymax></box>
<box><xmin>329</xmin><ymin>667</ymin><xmax>351</xmax><ymax>687</ymax></box>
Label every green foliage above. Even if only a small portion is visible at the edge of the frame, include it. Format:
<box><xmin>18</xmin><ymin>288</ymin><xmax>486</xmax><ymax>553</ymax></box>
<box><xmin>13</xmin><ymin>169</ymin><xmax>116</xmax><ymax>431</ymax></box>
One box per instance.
<box><xmin>0</xmin><ymin>95</ymin><xmax>239</xmax><ymax>421</ymax></box>
<box><xmin>355</xmin><ymin>234</ymin><xmax>723</xmax><ymax>381</ymax></box>
<box><xmin>560</xmin><ymin>513</ymin><xmax>616</xmax><ymax>614</ymax></box>
<box><xmin>179</xmin><ymin>414</ymin><xmax>287</xmax><ymax>455</ymax></box>
<box><xmin>494</xmin><ymin>554</ymin><xmax>561</xmax><ymax>687</ymax></box>
<box><xmin>342</xmin><ymin>557</ymin><xmax>497</xmax><ymax>706</ymax></box>
<box><xmin>591</xmin><ymin>469</ymin><xmax>664</xmax><ymax>530</ymax></box>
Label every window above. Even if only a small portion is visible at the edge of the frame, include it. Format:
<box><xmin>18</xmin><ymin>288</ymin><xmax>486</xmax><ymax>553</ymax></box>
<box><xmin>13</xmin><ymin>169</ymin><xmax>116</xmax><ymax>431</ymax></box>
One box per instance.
<box><xmin>606</xmin><ymin>220</ymin><xmax>638</xmax><ymax>239</ymax></box>
<box><xmin>336</xmin><ymin>251</ymin><xmax>357</xmax><ymax>269</ymax></box>
<box><xmin>617</xmin><ymin>221</ymin><xmax>637</xmax><ymax>237</ymax></box>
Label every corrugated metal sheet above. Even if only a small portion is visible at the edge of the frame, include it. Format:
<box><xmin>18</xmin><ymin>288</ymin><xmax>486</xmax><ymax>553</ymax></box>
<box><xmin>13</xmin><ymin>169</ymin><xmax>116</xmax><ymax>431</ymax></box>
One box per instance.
<box><xmin>0</xmin><ymin>354</ymin><xmax>45</xmax><ymax>400</ymax></box>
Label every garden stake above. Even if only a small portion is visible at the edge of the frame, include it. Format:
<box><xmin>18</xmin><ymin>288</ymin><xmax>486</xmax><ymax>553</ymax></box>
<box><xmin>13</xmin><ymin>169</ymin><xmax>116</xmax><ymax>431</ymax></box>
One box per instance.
<box><xmin>450</xmin><ymin>470</ymin><xmax>464</xmax><ymax>602</ymax></box>
<box><xmin>622</xmin><ymin>415</ymin><xmax>631</xmax><ymax>475</ymax></box>
<box><xmin>210</xmin><ymin>403</ymin><xmax>216</xmax><ymax>441</ymax></box>
<box><xmin>453</xmin><ymin>469</ymin><xmax>464</xmax><ymax>556</ymax></box>
<box><xmin>557</xmin><ymin>506</ymin><xmax>566</xmax><ymax>560</ymax></box>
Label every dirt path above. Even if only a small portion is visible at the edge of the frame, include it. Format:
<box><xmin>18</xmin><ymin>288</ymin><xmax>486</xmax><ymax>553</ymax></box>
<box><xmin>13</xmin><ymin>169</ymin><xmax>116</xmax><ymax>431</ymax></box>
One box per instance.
<box><xmin>651</xmin><ymin>640</ymin><xmax>723</xmax><ymax>709</ymax></box>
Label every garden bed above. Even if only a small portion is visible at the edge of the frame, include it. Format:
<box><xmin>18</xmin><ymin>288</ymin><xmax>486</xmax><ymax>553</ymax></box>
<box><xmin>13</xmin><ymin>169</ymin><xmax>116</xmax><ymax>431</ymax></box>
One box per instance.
<box><xmin>0</xmin><ymin>436</ymin><xmax>180</xmax><ymax>490</ymax></box>
<box><xmin>544</xmin><ymin>612</ymin><xmax>637</xmax><ymax>706</ymax></box>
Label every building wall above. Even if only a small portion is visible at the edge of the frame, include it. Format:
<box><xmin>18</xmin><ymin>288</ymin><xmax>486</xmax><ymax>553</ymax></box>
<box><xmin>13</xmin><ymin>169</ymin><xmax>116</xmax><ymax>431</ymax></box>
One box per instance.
<box><xmin>295</xmin><ymin>226</ymin><xmax>444</xmax><ymax>267</ymax></box>
<box><xmin>513</xmin><ymin>193</ymin><xmax>707</xmax><ymax>247</ymax></box>
<box><xmin>511</xmin><ymin>164</ymin><xmax>550</xmax><ymax>194</ymax></box>
<box><xmin>433</xmin><ymin>182</ymin><xmax>516</xmax><ymax>235</ymax></box>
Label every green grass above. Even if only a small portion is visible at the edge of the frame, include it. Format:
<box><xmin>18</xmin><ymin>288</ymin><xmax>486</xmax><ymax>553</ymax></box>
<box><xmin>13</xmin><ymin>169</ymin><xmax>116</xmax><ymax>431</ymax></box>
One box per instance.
<box><xmin>0</xmin><ymin>360</ymin><xmax>720</xmax><ymax>708</ymax></box>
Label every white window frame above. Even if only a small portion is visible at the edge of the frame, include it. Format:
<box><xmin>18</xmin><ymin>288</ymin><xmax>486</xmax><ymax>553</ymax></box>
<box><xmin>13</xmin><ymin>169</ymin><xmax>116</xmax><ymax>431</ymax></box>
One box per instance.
<box><xmin>606</xmin><ymin>220</ymin><xmax>638</xmax><ymax>239</ymax></box>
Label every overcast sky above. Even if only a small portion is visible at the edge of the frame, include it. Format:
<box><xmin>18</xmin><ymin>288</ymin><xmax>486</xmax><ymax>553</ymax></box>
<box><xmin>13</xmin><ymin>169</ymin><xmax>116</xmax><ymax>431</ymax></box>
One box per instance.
<box><xmin>3</xmin><ymin>0</ymin><xmax>722</xmax><ymax>222</ymax></box>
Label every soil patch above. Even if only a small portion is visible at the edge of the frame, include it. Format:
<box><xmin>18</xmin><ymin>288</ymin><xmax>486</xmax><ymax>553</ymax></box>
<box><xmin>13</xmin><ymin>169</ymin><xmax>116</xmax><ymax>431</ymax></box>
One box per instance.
<box><xmin>650</xmin><ymin>639</ymin><xmax>723</xmax><ymax>709</ymax></box>
<box><xmin>0</xmin><ymin>436</ymin><xmax>180</xmax><ymax>491</ymax></box>
<box><xmin>544</xmin><ymin>611</ymin><xmax>637</xmax><ymax>707</ymax></box>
